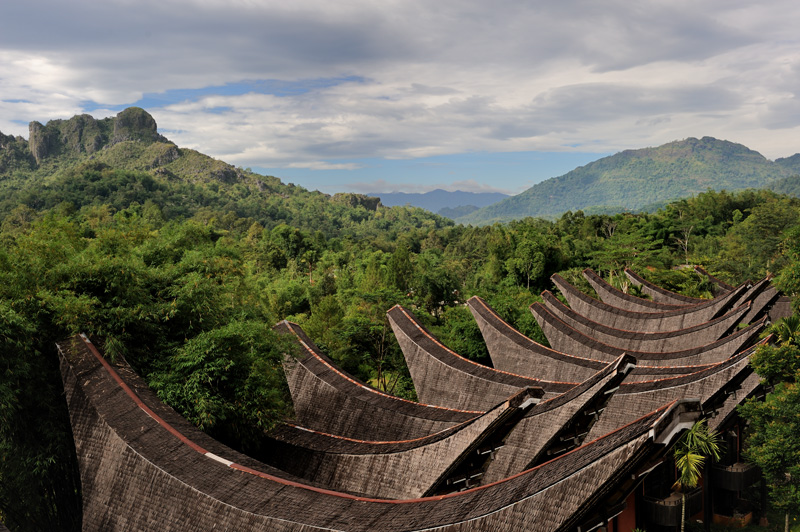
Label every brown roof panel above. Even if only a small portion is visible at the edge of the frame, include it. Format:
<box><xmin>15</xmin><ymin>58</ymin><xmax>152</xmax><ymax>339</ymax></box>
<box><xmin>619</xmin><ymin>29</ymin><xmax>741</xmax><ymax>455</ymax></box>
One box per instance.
<box><xmin>551</xmin><ymin>273</ymin><xmax>753</xmax><ymax>331</ymax></box>
<box><xmin>540</xmin><ymin>291</ymin><xmax>752</xmax><ymax>352</ymax></box>
<box><xmin>586</xmin><ymin>341</ymin><xmax>762</xmax><ymax>439</ymax></box>
<box><xmin>625</xmin><ymin>268</ymin><xmax>709</xmax><ymax>305</ymax></box>
<box><xmin>275</xmin><ymin>320</ymin><xmax>480</xmax><ymax>441</ymax></box>
<box><xmin>584</xmin><ymin>268</ymin><xmax>693</xmax><ymax>311</ymax></box>
<box><xmin>531</xmin><ymin>300</ymin><xmax>764</xmax><ymax>365</ymax></box>
<box><xmin>57</xmin><ymin>333</ymin><xmax>702</xmax><ymax>532</ymax></box>
<box><xmin>263</xmin><ymin>387</ymin><xmax>542</xmax><ymax>499</ymax></box>
<box><xmin>388</xmin><ymin>305</ymin><xmax>564</xmax><ymax>409</ymax></box>
<box><xmin>469</xmin><ymin>295</ymin><xmax>760</xmax><ymax>376</ymax></box>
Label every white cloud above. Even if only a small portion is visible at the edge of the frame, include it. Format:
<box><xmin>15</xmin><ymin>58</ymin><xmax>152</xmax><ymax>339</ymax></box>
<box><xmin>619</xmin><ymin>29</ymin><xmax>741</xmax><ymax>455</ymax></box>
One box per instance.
<box><xmin>344</xmin><ymin>179</ymin><xmax>513</xmax><ymax>195</ymax></box>
<box><xmin>1</xmin><ymin>0</ymin><xmax>800</xmax><ymax>165</ymax></box>
<box><xmin>286</xmin><ymin>161</ymin><xmax>364</xmax><ymax>171</ymax></box>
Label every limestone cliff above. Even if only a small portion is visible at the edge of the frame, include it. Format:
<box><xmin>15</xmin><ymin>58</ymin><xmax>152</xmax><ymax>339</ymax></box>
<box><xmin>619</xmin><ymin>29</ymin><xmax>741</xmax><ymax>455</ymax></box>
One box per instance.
<box><xmin>27</xmin><ymin>107</ymin><xmax>167</xmax><ymax>164</ymax></box>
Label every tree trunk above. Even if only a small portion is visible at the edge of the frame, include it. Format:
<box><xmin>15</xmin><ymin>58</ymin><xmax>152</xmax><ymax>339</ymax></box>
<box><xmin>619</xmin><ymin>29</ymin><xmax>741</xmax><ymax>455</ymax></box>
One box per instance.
<box><xmin>681</xmin><ymin>492</ymin><xmax>686</xmax><ymax>532</ymax></box>
<box><xmin>786</xmin><ymin>512</ymin><xmax>789</xmax><ymax>532</ymax></box>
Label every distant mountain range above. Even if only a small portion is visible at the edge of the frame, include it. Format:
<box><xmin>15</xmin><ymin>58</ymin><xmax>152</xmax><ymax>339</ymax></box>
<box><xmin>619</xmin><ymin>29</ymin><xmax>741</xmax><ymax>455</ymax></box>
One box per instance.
<box><xmin>367</xmin><ymin>189</ymin><xmax>508</xmax><ymax>217</ymax></box>
<box><xmin>458</xmin><ymin>137</ymin><xmax>800</xmax><ymax>224</ymax></box>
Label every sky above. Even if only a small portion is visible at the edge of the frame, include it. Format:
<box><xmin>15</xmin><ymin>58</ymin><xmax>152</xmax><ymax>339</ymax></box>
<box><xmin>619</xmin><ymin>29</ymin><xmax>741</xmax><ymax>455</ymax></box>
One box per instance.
<box><xmin>1</xmin><ymin>1</ymin><xmax>799</xmax><ymax>195</ymax></box>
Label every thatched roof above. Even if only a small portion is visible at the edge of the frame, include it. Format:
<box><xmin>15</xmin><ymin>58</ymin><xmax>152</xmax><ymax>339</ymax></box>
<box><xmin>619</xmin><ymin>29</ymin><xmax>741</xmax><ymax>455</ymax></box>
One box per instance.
<box><xmin>57</xmin><ymin>333</ymin><xmax>702</xmax><ymax>532</ymax></box>
<box><xmin>584</xmin><ymin>268</ymin><xmax>691</xmax><ymax>312</ymax></box>
<box><xmin>275</xmin><ymin>320</ymin><xmax>479</xmax><ymax>440</ymax></box>
<box><xmin>531</xmin><ymin>300</ymin><xmax>764</xmax><ymax>365</ymax></box>
<box><xmin>388</xmin><ymin>305</ymin><xmax>564</xmax><ymax>408</ymax></box>
<box><xmin>625</xmin><ymin>268</ymin><xmax>709</xmax><ymax>305</ymax></box>
<box><xmin>694</xmin><ymin>266</ymin><xmax>735</xmax><ymax>293</ymax></box>
<box><xmin>551</xmin><ymin>273</ymin><xmax>750</xmax><ymax>331</ymax></box>
<box><xmin>263</xmin><ymin>387</ymin><xmax>541</xmax><ymax>499</ymax></box>
<box><xmin>586</xmin><ymin>341</ymin><xmax>761</xmax><ymax>439</ymax></box>
<box><xmin>469</xmin><ymin>295</ymin><xmax>760</xmax><ymax>375</ymax></box>
<box><xmin>538</xmin><ymin>291</ymin><xmax>751</xmax><ymax>352</ymax></box>
<box><xmin>480</xmin><ymin>353</ymin><xmax>635</xmax><ymax>484</ymax></box>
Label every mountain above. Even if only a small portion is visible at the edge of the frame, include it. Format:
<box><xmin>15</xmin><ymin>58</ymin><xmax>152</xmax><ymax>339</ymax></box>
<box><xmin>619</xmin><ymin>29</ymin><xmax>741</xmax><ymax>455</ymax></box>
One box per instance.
<box><xmin>0</xmin><ymin>108</ymin><xmax>450</xmax><ymax>237</ymax></box>
<box><xmin>367</xmin><ymin>189</ymin><xmax>508</xmax><ymax>215</ymax></box>
<box><xmin>458</xmin><ymin>137</ymin><xmax>800</xmax><ymax>224</ymax></box>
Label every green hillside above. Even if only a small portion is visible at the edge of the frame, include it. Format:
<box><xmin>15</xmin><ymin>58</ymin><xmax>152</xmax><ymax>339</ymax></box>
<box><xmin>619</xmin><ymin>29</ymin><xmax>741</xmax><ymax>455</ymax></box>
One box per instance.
<box><xmin>459</xmin><ymin>137</ymin><xmax>800</xmax><ymax>224</ymax></box>
<box><xmin>0</xmin><ymin>108</ymin><xmax>450</xmax><ymax>239</ymax></box>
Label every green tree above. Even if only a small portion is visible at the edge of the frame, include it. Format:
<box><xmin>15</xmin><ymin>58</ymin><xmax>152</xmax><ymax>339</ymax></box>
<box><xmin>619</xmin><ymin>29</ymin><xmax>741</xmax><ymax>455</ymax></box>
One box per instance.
<box><xmin>672</xmin><ymin>421</ymin><xmax>721</xmax><ymax>532</ymax></box>
<box><xmin>739</xmin><ymin>381</ymin><xmax>800</xmax><ymax>532</ymax></box>
<box><xmin>148</xmin><ymin>320</ymin><xmax>290</xmax><ymax>454</ymax></box>
<box><xmin>740</xmin><ymin>314</ymin><xmax>800</xmax><ymax>532</ymax></box>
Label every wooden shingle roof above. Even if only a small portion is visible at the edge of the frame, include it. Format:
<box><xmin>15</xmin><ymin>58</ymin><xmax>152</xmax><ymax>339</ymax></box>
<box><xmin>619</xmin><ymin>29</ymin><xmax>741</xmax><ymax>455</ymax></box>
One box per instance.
<box><xmin>694</xmin><ymin>266</ymin><xmax>735</xmax><ymax>293</ymax></box>
<box><xmin>57</xmin><ymin>333</ymin><xmax>702</xmax><ymax>532</ymax></box>
<box><xmin>625</xmin><ymin>268</ymin><xmax>709</xmax><ymax>305</ymax></box>
<box><xmin>469</xmin><ymin>295</ymin><xmax>760</xmax><ymax>374</ymax></box>
<box><xmin>263</xmin><ymin>387</ymin><xmax>542</xmax><ymax>499</ymax></box>
<box><xmin>586</xmin><ymin>341</ymin><xmax>763</xmax><ymax>439</ymax></box>
<box><xmin>480</xmin><ymin>353</ymin><xmax>635</xmax><ymax>484</ymax></box>
<box><xmin>551</xmin><ymin>273</ymin><xmax>751</xmax><ymax>331</ymax></box>
<box><xmin>531</xmin><ymin>299</ymin><xmax>764</xmax><ymax>365</ymax></box>
<box><xmin>388</xmin><ymin>305</ymin><xmax>567</xmax><ymax>408</ymax></box>
<box><xmin>538</xmin><ymin>291</ymin><xmax>751</xmax><ymax>352</ymax></box>
<box><xmin>584</xmin><ymin>268</ymin><xmax>691</xmax><ymax>312</ymax></box>
<box><xmin>275</xmin><ymin>320</ymin><xmax>480</xmax><ymax>441</ymax></box>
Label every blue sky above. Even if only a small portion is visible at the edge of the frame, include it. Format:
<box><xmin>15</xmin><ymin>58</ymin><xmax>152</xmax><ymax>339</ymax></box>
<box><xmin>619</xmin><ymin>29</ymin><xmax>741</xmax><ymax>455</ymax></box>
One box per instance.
<box><xmin>1</xmin><ymin>0</ymin><xmax>799</xmax><ymax>195</ymax></box>
<box><xmin>254</xmin><ymin>151</ymin><xmax>610</xmax><ymax>195</ymax></box>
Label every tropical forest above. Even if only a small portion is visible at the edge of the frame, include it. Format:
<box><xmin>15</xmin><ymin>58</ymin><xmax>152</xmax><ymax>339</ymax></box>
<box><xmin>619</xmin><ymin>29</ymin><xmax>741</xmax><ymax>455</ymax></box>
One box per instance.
<box><xmin>1</xmin><ymin>109</ymin><xmax>799</xmax><ymax>531</ymax></box>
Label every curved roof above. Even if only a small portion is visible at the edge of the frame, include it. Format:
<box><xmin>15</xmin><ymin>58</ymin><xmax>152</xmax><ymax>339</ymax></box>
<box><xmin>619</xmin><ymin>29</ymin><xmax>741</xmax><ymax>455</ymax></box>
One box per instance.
<box><xmin>625</xmin><ymin>268</ymin><xmax>709</xmax><ymax>305</ymax></box>
<box><xmin>57</xmin><ymin>333</ymin><xmax>700</xmax><ymax>532</ymax></box>
<box><xmin>694</xmin><ymin>266</ymin><xmax>735</xmax><ymax>293</ymax></box>
<box><xmin>480</xmin><ymin>354</ymin><xmax>635</xmax><ymax>484</ymax></box>
<box><xmin>264</xmin><ymin>387</ymin><xmax>541</xmax><ymax>499</ymax></box>
<box><xmin>530</xmin><ymin>303</ymin><xmax>766</xmax><ymax>371</ymax></box>
<box><xmin>587</xmin><ymin>341</ymin><xmax>762</xmax><ymax>439</ymax></box>
<box><xmin>388</xmin><ymin>305</ymin><xmax>564</xmax><ymax>408</ymax></box>
<box><xmin>583</xmin><ymin>268</ymin><xmax>692</xmax><ymax>311</ymax></box>
<box><xmin>539</xmin><ymin>291</ymin><xmax>751</xmax><ymax>352</ymax></box>
<box><xmin>468</xmin><ymin>295</ymin><xmax>760</xmax><ymax>373</ymax></box>
<box><xmin>551</xmin><ymin>273</ymin><xmax>752</xmax><ymax>331</ymax></box>
<box><xmin>625</xmin><ymin>268</ymin><xmax>788</xmax><ymax>324</ymax></box>
<box><xmin>275</xmin><ymin>320</ymin><xmax>480</xmax><ymax>440</ymax></box>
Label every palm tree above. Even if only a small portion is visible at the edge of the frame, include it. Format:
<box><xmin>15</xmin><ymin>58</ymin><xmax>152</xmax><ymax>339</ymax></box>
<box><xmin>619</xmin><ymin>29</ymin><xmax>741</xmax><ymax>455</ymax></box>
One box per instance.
<box><xmin>672</xmin><ymin>421</ymin><xmax>722</xmax><ymax>532</ymax></box>
<box><xmin>770</xmin><ymin>314</ymin><xmax>800</xmax><ymax>346</ymax></box>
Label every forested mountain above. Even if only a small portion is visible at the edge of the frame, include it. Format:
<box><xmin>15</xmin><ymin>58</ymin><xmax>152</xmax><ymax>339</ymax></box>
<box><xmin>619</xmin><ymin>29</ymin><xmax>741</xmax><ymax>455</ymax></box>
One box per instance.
<box><xmin>459</xmin><ymin>137</ymin><xmax>800</xmax><ymax>224</ymax></box>
<box><xmin>3</xmin><ymin>109</ymin><xmax>800</xmax><ymax>530</ymax></box>
<box><xmin>0</xmin><ymin>107</ymin><xmax>451</xmax><ymax>240</ymax></box>
<box><xmin>367</xmin><ymin>189</ymin><xmax>508</xmax><ymax>216</ymax></box>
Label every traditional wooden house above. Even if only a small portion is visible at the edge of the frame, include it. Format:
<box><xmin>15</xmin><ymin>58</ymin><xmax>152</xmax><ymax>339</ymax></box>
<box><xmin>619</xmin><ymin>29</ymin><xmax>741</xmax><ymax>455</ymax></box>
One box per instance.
<box><xmin>57</xmin><ymin>333</ymin><xmax>701</xmax><ymax>532</ymax></box>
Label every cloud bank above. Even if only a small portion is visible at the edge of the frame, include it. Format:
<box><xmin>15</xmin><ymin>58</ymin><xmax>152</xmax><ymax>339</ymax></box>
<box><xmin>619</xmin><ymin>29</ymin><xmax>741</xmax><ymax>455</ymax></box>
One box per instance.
<box><xmin>2</xmin><ymin>0</ymin><xmax>799</xmax><ymax>192</ymax></box>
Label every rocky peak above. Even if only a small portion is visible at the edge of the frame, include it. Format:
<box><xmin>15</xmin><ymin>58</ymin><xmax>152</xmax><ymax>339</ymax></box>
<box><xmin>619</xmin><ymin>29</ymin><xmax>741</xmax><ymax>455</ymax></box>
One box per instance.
<box><xmin>112</xmin><ymin>107</ymin><xmax>163</xmax><ymax>144</ymax></box>
<box><xmin>331</xmin><ymin>193</ymin><xmax>382</xmax><ymax>211</ymax></box>
<box><xmin>27</xmin><ymin>107</ymin><xmax>167</xmax><ymax>164</ymax></box>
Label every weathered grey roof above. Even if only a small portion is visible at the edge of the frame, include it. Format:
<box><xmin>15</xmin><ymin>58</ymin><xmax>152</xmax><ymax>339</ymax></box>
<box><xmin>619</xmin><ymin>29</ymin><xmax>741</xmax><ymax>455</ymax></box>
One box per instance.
<box><xmin>275</xmin><ymin>320</ymin><xmax>480</xmax><ymax>441</ymax></box>
<box><xmin>694</xmin><ymin>266</ymin><xmax>735</xmax><ymax>293</ymax></box>
<box><xmin>625</xmin><ymin>268</ymin><xmax>709</xmax><ymax>305</ymax></box>
<box><xmin>57</xmin><ymin>333</ymin><xmax>701</xmax><ymax>532</ymax></box>
<box><xmin>531</xmin><ymin>299</ymin><xmax>764</xmax><ymax>364</ymax></box>
<box><xmin>539</xmin><ymin>291</ymin><xmax>751</xmax><ymax>352</ymax></box>
<box><xmin>586</xmin><ymin>341</ymin><xmax>762</xmax><ymax>439</ymax></box>
<box><xmin>480</xmin><ymin>354</ymin><xmax>636</xmax><ymax>484</ymax></box>
<box><xmin>584</xmin><ymin>268</ymin><xmax>691</xmax><ymax>311</ymax></box>
<box><xmin>551</xmin><ymin>273</ymin><xmax>751</xmax><ymax>331</ymax></box>
<box><xmin>626</xmin><ymin>268</ymin><xmax>790</xmax><ymax>324</ymax></box>
<box><xmin>264</xmin><ymin>387</ymin><xmax>542</xmax><ymax>499</ymax></box>
<box><xmin>692</xmin><ymin>267</ymin><xmax>792</xmax><ymax>322</ymax></box>
<box><xmin>469</xmin><ymin>295</ymin><xmax>760</xmax><ymax>375</ymax></box>
<box><xmin>388</xmin><ymin>305</ymin><xmax>567</xmax><ymax>408</ymax></box>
